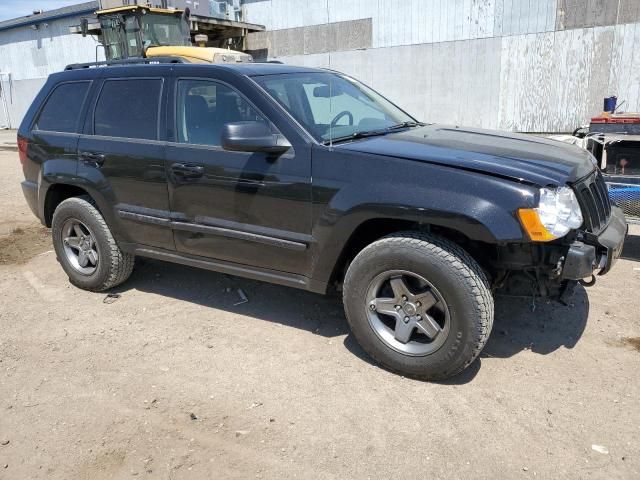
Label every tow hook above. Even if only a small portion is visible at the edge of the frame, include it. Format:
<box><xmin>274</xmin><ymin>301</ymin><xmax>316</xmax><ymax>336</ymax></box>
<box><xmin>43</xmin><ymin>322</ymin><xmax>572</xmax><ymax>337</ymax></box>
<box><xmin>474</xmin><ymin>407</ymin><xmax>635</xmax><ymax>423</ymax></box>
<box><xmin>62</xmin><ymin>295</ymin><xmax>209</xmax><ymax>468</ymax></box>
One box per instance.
<box><xmin>579</xmin><ymin>274</ymin><xmax>597</xmax><ymax>287</ymax></box>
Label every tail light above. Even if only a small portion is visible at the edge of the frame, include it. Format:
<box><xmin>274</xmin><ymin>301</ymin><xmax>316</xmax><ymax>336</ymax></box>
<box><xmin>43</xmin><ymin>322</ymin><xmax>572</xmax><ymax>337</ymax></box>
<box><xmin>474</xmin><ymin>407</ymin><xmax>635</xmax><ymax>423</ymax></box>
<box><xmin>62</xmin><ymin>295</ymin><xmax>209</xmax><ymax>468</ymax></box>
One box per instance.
<box><xmin>17</xmin><ymin>136</ymin><xmax>28</xmax><ymax>166</ymax></box>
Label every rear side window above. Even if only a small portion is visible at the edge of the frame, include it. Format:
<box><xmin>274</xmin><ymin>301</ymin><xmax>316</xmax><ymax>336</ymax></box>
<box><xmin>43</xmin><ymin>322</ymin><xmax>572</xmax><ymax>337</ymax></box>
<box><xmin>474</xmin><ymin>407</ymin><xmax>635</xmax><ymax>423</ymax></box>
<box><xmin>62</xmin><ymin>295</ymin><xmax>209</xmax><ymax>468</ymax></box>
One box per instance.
<box><xmin>94</xmin><ymin>78</ymin><xmax>162</xmax><ymax>140</ymax></box>
<box><xmin>35</xmin><ymin>81</ymin><xmax>90</xmax><ymax>133</ymax></box>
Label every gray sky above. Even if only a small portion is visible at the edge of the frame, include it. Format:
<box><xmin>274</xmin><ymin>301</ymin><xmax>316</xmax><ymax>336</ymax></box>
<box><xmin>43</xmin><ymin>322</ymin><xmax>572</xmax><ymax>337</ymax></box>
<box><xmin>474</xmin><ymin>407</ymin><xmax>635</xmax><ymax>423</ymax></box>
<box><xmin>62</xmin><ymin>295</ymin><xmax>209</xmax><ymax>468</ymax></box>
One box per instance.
<box><xmin>0</xmin><ymin>0</ymin><xmax>84</xmax><ymax>22</ymax></box>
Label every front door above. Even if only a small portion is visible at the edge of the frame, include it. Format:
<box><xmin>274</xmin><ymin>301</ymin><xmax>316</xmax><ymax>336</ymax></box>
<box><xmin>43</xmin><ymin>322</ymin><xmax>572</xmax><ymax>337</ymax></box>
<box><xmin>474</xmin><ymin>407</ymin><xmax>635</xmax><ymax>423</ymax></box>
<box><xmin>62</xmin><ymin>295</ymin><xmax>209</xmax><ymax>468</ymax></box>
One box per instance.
<box><xmin>165</xmin><ymin>77</ymin><xmax>312</xmax><ymax>275</ymax></box>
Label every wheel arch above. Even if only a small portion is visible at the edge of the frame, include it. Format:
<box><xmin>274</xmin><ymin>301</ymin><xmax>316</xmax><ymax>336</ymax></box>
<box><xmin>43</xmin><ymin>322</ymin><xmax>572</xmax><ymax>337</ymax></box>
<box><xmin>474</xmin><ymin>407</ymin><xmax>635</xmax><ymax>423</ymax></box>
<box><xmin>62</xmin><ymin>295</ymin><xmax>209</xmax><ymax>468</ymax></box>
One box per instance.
<box><xmin>322</xmin><ymin>215</ymin><xmax>494</xmax><ymax>289</ymax></box>
<box><xmin>41</xmin><ymin>180</ymin><xmax>116</xmax><ymax>231</ymax></box>
<box><xmin>43</xmin><ymin>183</ymin><xmax>91</xmax><ymax>227</ymax></box>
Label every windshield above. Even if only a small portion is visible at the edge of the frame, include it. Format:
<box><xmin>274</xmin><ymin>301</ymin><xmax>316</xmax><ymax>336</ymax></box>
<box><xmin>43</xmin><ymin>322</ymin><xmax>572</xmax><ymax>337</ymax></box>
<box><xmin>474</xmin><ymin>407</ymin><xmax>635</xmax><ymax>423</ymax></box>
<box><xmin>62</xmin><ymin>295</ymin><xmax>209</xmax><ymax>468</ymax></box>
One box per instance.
<box><xmin>140</xmin><ymin>13</ymin><xmax>190</xmax><ymax>47</ymax></box>
<box><xmin>254</xmin><ymin>72</ymin><xmax>416</xmax><ymax>143</ymax></box>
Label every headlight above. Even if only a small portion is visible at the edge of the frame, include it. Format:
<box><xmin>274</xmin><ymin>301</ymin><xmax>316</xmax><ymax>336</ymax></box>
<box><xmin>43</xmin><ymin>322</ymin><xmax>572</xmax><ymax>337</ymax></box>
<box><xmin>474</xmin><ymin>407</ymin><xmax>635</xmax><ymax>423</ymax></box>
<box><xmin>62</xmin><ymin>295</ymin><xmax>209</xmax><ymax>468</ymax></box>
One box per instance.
<box><xmin>518</xmin><ymin>187</ymin><xmax>583</xmax><ymax>241</ymax></box>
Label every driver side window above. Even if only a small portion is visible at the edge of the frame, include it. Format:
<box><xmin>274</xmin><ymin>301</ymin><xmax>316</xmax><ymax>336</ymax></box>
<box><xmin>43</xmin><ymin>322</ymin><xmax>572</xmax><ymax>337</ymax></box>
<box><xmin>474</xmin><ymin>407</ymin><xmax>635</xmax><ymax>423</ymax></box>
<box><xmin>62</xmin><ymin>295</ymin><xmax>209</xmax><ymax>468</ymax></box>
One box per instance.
<box><xmin>176</xmin><ymin>79</ymin><xmax>267</xmax><ymax>147</ymax></box>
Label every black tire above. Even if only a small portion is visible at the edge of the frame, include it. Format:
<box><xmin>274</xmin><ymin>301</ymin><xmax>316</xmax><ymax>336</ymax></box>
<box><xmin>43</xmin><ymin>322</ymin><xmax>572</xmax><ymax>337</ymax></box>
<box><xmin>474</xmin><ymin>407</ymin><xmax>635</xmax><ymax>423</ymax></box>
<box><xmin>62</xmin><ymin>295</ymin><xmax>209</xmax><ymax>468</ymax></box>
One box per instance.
<box><xmin>51</xmin><ymin>196</ymin><xmax>134</xmax><ymax>292</ymax></box>
<box><xmin>343</xmin><ymin>231</ymin><xmax>493</xmax><ymax>380</ymax></box>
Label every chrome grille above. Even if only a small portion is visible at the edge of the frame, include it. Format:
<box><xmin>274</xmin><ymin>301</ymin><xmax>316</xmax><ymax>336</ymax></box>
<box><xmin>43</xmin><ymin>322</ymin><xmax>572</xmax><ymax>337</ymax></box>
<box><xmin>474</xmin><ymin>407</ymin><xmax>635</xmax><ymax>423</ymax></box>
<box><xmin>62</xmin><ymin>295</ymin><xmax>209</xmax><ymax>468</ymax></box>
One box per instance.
<box><xmin>573</xmin><ymin>170</ymin><xmax>612</xmax><ymax>233</ymax></box>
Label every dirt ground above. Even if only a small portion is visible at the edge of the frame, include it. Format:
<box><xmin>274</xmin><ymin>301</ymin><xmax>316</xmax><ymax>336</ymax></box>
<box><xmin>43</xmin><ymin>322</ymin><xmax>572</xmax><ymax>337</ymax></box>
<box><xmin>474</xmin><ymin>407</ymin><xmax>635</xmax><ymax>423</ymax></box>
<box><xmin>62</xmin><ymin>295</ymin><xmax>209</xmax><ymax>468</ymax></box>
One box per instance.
<box><xmin>1</xmin><ymin>145</ymin><xmax>639</xmax><ymax>480</ymax></box>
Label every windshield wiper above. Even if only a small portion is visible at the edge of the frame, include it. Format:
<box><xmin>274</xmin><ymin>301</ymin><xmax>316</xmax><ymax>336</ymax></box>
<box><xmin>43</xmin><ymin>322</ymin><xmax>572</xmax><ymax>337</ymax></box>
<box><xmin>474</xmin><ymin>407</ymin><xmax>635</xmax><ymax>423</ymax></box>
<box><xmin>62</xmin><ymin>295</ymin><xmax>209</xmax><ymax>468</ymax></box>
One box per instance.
<box><xmin>385</xmin><ymin>121</ymin><xmax>425</xmax><ymax>131</ymax></box>
<box><xmin>323</xmin><ymin>121</ymin><xmax>425</xmax><ymax>145</ymax></box>
<box><xmin>323</xmin><ymin>129</ymin><xmax>390</xmax><ymax>145</ymax></box>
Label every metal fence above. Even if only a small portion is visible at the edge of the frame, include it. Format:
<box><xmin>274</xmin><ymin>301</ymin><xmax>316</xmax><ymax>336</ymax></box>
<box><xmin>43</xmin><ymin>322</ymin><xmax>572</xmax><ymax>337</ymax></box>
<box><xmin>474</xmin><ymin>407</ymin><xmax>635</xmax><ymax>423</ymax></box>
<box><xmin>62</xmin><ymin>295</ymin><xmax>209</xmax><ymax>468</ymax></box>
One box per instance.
<box><xmin>0</xmin><ymin>74</ymin><xmax>10</xmax><ymax>129</ymax></box>
<box><xmin>605</xmin><ymin>178</ymin><xmax>640</xmax><ymax>223</ymax></box>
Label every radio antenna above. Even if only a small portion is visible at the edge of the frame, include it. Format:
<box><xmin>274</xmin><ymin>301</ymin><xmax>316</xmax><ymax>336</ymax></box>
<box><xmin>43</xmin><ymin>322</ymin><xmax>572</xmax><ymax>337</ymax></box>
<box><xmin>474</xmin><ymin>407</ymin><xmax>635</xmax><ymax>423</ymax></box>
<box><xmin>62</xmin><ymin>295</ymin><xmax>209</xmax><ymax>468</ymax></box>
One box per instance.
<box><xmin>327</xmin><ymin>0</ymin><xmax>333</xmax><ymax>150</ymax></box>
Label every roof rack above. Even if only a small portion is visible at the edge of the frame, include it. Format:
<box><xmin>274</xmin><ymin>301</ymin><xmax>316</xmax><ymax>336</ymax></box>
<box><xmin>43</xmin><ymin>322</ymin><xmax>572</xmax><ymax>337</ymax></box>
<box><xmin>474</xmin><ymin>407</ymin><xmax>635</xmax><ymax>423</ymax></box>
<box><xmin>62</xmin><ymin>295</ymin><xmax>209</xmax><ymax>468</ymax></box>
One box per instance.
<box><xmin>65</xmin><ymin>57</ymin><xmax>187</xmax><ymax>70</ymax></box>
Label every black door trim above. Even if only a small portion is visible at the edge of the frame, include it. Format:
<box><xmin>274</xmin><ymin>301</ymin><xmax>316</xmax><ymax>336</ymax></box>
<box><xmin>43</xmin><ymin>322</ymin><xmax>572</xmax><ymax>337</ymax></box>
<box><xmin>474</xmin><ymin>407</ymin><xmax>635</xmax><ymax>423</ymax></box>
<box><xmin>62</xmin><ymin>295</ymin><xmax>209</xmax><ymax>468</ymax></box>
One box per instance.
<box><xmin>134</xmin><ymin>246</ymin><xmax>321</xmax><ymax>291</ymax></box>
<box><xmin>118</xmin><ymin>208</ymin><xmax>308</xmax><ymax>251</ymax></box>
<box><xmin>118</xmin><ymin>210</ymin><xmax>171</xmax><ymax>227</ymax></box>
<box><xmin>170</xmin><ymin>221</ymin><xmax>307</xmax><ymax>251</ymax></box>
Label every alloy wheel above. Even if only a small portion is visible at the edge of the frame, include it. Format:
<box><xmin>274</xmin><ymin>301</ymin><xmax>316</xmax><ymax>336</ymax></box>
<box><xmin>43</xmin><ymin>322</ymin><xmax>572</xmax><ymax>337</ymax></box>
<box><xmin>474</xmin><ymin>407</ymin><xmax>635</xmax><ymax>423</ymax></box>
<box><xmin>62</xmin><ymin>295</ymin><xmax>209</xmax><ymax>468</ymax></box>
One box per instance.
<box><xmin>365</xmin><ymin>270</ymin><xmax>450</xmax><ymax>356</ymax></box>
<box><xmin>61</xmin><ymin>218</ymin><xmax>99</xmax><ymax>275</ymax></box>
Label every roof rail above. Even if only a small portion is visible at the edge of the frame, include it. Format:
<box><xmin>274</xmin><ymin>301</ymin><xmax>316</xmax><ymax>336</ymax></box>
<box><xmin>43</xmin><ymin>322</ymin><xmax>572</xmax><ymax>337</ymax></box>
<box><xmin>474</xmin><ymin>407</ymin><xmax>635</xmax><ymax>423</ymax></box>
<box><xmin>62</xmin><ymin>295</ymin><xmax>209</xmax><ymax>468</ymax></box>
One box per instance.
<box><xmin>65</xmin><ymin>57</ymin><xmax>187</xmax><ymax>70</ymax></box>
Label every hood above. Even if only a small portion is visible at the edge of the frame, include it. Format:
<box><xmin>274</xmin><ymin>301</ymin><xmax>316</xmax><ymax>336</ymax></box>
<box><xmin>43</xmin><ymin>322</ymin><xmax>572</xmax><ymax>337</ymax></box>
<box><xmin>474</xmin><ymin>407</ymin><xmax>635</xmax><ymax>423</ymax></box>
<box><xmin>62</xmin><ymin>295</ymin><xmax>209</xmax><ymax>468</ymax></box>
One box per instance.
<box><xmin>336</xmin><ymin>124</ymin><xmax>596</xmax><ymax>186</ymax></box>
<box><xmin>146</xmin><ymin>46</ymin><xmax>252</xmax><ymax>64</ymax></box>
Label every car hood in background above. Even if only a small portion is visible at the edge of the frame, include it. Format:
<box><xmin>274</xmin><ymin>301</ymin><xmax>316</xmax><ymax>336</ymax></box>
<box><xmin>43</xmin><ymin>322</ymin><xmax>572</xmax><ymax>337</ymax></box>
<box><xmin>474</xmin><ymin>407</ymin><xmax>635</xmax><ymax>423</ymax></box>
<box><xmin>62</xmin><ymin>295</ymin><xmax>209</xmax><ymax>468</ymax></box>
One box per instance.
<box><xmin>335</xmin><ymin>124</ymin><xmax>596</xmax><ymax>186</ymax></box>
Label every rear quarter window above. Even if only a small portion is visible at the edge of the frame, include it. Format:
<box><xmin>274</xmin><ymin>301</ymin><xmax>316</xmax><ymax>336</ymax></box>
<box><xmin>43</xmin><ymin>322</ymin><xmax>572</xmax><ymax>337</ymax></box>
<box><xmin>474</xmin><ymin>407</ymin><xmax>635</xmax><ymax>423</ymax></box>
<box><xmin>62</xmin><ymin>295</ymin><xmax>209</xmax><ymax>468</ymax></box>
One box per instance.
<box><xmin>93</xmin><ymin>78</ymin><xmax>163</xmax><ymax>140</ymax></box>
<box><xmin>34</xmin><ymin>81</ymin><xmax>91</xmax><ymax>133</ymax></box>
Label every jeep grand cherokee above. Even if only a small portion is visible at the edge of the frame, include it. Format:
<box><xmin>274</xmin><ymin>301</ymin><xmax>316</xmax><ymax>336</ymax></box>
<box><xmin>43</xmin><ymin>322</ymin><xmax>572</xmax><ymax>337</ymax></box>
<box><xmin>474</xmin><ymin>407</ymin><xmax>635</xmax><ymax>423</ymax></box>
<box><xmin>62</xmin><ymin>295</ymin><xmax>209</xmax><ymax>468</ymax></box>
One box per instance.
<box><xmin>18</xmin><ymin>62</ymin><xmax>627</xmax><ymax>379</ymax></box>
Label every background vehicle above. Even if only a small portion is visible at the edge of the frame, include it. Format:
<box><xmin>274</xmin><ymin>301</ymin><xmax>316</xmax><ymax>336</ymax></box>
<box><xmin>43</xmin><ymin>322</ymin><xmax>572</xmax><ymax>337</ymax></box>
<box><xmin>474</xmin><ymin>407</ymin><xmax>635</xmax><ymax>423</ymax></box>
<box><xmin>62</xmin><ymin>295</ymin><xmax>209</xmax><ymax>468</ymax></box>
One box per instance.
<box><xmin>77</xmin><ymin>5</ymin><xmax>253</xmax><ymax>63</ymax></box>
<box><xmin>551</xmin><ymin>111</ymin><xmax>640</xmax><ymax>223</ymax></box>
<box><xmin>17</xmin><ymin>62</ymin><xmax>627</xmax><ymax>380</ymax></box>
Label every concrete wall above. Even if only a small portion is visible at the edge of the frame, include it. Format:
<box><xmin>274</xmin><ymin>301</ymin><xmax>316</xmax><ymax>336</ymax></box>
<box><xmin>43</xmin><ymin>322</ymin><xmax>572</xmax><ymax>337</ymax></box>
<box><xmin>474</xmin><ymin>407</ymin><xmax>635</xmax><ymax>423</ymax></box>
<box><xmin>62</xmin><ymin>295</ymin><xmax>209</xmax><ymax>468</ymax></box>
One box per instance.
<box><xmin>243</xmin><ymin>0</ymin><xmax>640</xmax><ymax>132</ymax></box>
<box><xmin>0</xmin><ymin>15</ymin><xmax>103</xmax><ymax>128</ymax></box>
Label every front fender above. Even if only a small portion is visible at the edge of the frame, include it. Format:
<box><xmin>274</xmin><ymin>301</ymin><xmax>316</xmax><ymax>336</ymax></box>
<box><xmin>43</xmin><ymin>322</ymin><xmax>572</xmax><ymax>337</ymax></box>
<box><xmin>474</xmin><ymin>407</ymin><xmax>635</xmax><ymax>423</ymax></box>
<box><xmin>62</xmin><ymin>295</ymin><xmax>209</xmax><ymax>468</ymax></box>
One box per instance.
<box><xmin>308</xmin><ymin>148</ymin><xmax>538</xmax><ymax>284</ymax></box>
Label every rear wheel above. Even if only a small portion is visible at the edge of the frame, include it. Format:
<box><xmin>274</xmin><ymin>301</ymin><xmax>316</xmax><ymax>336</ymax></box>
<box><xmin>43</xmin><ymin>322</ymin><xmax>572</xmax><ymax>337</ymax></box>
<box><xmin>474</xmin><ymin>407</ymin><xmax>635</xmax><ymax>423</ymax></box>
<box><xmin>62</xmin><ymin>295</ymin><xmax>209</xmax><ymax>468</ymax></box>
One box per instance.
<box><xmin>343</xmin><ymin>231</ymin><xmax>493</xmax><ymax>380</ymax></box>
<box><xmin>52</xmin><ymin>196</ymin><xmax>134</xmax><ymax>292</ymax></box>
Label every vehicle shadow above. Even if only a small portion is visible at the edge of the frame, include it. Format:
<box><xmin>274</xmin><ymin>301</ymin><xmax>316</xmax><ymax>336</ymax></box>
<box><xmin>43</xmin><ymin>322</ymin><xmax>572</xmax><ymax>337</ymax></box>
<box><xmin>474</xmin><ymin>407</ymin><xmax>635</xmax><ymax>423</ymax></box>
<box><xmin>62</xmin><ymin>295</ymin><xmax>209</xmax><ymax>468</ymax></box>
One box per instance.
<box><xmin>115</xmin><ymin>258</ymin><xmax>350</xmax><ymax>338</ymax></box>
<box><xmin>115</xmin><ymin>259</ymin><xmax>589</xmax><ymax>385</ymax></box>
<box><xmin>354</xmin><ymin>286</ymin><xmax>590</xmax><ymax>385</ymax></box>
<box><xmin>621</xmin><ymin>230</ymin><xmax>640</xmax><ymax>262</ymax></box>
<box><xmin>485</xmin><ymin>285</ymin><xmax>589</xmax><ymax>359</ymax></box>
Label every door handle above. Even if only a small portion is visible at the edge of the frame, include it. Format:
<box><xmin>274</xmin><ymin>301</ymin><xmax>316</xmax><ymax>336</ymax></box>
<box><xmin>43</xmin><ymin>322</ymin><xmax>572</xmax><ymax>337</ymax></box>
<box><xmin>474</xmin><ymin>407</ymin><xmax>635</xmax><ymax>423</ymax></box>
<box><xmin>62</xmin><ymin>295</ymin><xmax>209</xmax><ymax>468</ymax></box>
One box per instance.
<box><xmin>171</xmin><ymin>163</ymin><xmax>204</xmax><ymax>179</ymax></box>
<box><xmin>79</xmin><ymin>151</ymin><xmax>105</xmax><ymax>165</ymax></box>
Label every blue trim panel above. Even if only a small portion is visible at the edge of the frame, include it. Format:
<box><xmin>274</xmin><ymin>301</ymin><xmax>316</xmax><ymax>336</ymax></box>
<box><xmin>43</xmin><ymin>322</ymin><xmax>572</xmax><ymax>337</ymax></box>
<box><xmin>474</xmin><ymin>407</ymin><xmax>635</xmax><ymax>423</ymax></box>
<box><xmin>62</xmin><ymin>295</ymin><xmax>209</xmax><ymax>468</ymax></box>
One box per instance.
<box><xmin>0</xmin><ymin>7</ymin><xmax>96</xmax><ymax>32</ymax></box>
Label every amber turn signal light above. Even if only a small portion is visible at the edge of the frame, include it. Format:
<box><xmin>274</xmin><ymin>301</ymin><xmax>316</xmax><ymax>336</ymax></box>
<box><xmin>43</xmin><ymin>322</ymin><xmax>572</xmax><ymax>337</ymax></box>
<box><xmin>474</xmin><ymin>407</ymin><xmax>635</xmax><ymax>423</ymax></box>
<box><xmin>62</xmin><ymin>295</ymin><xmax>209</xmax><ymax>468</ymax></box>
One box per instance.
<box><xmin>517</xmin><ymin>209</ymin><xmax>556</xmax><ymax>242</ymax></box>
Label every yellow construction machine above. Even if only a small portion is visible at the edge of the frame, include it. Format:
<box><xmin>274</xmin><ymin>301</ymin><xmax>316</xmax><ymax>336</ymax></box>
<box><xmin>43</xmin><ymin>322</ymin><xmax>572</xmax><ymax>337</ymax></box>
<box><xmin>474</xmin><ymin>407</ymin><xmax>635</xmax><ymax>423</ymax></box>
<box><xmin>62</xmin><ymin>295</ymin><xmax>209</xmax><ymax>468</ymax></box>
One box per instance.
<box><xmin>76</xmin><ymin>4</ymin><xmax>253</xmax><ymax>64</ymax></box>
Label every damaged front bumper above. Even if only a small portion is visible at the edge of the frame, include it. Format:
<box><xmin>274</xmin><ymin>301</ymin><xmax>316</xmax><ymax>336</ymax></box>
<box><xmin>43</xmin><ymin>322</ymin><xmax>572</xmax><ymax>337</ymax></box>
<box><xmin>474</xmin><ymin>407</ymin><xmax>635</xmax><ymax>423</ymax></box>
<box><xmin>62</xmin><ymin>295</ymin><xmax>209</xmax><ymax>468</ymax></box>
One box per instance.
<box><xmin>560</xmin><ymin>205</ymin><xmax>628</xmax><ymax>281</ymax></box>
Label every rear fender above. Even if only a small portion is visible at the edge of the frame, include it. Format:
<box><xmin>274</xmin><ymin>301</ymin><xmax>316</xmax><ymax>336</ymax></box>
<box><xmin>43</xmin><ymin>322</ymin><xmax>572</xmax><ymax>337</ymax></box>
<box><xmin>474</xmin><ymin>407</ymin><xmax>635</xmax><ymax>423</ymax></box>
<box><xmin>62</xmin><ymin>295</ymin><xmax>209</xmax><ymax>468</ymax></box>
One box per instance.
<box><xmin>39</xmin><ymin>167</ymin><xmax>121</xmax><ymax>239</ymax></box>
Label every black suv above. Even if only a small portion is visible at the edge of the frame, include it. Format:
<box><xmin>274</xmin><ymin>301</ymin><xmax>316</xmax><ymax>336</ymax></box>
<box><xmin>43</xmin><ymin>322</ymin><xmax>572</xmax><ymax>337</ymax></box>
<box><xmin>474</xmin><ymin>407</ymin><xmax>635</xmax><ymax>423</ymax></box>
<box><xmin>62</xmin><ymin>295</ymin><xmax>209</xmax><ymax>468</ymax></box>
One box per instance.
<box><xmin>18</xmin><ymin>61</ymin><xmax>627</xmax><ymax>380</ymax></box>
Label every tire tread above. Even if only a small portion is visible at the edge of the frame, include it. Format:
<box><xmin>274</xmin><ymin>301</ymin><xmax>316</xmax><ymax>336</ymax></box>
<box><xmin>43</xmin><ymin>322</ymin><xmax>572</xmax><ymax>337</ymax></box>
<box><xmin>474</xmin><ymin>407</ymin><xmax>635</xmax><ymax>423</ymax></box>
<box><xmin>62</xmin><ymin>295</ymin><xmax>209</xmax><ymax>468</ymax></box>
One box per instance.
<box><xmin>343</xmin><ymin>230</ymin><xmax>494</xmax><ymax>380</ymax></box>
<box><xmin>53</xmin><ymin>196</ymin><xmax>134</xmax><ymax>291</ymax></box>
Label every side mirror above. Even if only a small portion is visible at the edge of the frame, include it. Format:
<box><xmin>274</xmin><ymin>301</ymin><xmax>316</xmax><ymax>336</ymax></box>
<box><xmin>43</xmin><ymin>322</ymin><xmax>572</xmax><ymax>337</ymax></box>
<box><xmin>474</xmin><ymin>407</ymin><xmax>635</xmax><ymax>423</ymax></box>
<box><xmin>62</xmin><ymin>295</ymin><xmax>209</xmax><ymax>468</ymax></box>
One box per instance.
<box><xmin>80</xmin><ymin>18</ymin><xmax>88</xmax><ymax>37</ymax></box>
<box><xmin>221</xmin><ymin>122</ymin><xmax>291</xmax><ymax>154</ymax></box>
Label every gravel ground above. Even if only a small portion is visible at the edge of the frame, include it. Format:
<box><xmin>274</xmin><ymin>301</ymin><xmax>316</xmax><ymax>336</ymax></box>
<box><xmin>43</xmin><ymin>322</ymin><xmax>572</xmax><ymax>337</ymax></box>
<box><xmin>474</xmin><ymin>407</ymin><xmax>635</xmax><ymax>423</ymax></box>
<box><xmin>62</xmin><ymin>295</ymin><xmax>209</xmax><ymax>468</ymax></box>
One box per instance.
<box><xmin>1</xmin><ymin>147</ymin><xmax>639</xmax><ymax>479</ymax></box>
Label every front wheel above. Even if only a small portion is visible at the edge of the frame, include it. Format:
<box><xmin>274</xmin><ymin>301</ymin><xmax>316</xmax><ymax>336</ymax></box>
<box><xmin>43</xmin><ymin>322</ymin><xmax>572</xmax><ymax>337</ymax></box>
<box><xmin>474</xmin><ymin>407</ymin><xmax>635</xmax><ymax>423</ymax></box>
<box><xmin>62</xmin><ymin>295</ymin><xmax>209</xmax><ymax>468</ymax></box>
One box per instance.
<box><xmin>343</xmin><ymin>231</ymin><xmax>494</xmax><ymax>380</ymax></box>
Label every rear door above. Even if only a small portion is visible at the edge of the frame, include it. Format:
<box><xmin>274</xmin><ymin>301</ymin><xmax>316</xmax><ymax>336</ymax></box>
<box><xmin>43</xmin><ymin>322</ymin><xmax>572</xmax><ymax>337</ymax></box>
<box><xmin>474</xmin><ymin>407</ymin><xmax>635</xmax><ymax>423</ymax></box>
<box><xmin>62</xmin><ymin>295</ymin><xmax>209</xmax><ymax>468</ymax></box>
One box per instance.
<box><xmin>165</xmin><ymin>75</ymin><xmax>313</xmax><ymax>275</ymax></box>
<box><xmin>28</xmin><ymin>80</ymin><xmax>93</xmax><ymax>187</ymax></box>
<box><xmin>77</xmin><ymin>70</ymin><xmax>174</xmax><ymax>250</ymax></box>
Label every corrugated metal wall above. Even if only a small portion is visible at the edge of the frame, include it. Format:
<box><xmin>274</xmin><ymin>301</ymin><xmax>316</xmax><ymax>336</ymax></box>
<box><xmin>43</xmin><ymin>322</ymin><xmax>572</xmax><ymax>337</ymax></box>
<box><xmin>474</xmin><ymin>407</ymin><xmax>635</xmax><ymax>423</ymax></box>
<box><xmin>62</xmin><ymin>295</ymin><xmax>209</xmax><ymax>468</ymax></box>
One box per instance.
<box><xmin>243</xmin><ymin>0</ymin><xmax>640</xmax><ymax>132</ymax></box>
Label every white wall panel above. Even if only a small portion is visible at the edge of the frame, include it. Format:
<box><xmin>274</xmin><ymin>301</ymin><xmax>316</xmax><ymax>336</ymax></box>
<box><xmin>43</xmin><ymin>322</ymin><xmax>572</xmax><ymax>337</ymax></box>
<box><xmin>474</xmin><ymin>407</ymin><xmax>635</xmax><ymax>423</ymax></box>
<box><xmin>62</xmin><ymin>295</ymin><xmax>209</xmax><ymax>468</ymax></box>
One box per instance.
<box><xmin>497</xmin><ymin>25</ymin><xmax>628</xmax><ymax>132</ymax></box>
<box><xmin>0</xmin><ymin>78</ymin><xmax>46</xmax><ymax>129</ymax></box>
<box><xmin>242</xmin><ymin>0</ymin><xmax>273</xmax><ymax>28</ymax></box>
<box><xmin>0</xmin><ymin>14</ymin><xmax>104</xmax><ymax>125</ymax></box>
<box><xmin>267</xmin><ymin>25</ymin><xmax>640</xmax><ymax>132</ymax></box>
<box><xmin>552</xmin><ymin>29</ymin><xmax>594</xmax><ymax>131</ymax></box>
<box><xmin>243</xmin><ymin>0</ymin><xmax>640</xmax><ymax>132</ymax></box>
<box><xmin>319</xmin><ymin>37</ymin><xmax>502</xmax><ymax>127</ymax></box>
<box><xmin>494</xmin><ymin>0</ymin><xmax>557</xmax><ymax>36</ymax></box>
<box><xmin>609</xmin><ymin>22</ymin><xmax>640</xmax><ymax>115</ymax></box>
<box><xmin>586</xmin><ymin>26</ymin><xmax>615</xmax><ymax>118</ymax></box>
<box><xmin>3</xmin><ymin>0</ymin><xmax>636</xmax><ymax>131</ymax></box>
<box><xmin>518</xmin><ymin>32</ymin><xmax>555</xmax><ymax>132</ymax></box>
<box><xmin>0</xmin><ymin>19</ymin><xmax>102</xmax><ymax>81</ymax></box>
<box><xmin>243</xmin><ymin>0</ymin><xmax>546</xmax><ymax>48</ymax></box>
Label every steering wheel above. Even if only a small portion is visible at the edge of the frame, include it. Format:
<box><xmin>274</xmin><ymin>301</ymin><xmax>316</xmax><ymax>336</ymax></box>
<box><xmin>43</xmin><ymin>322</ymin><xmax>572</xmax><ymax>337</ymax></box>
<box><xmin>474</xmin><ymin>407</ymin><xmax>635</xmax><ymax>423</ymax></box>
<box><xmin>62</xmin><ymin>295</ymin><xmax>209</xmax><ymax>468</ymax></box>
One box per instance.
<box><xmin>330</xmin><ymin>110</ymin><xmax>354</xmax><ymax>128</ymax></box>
